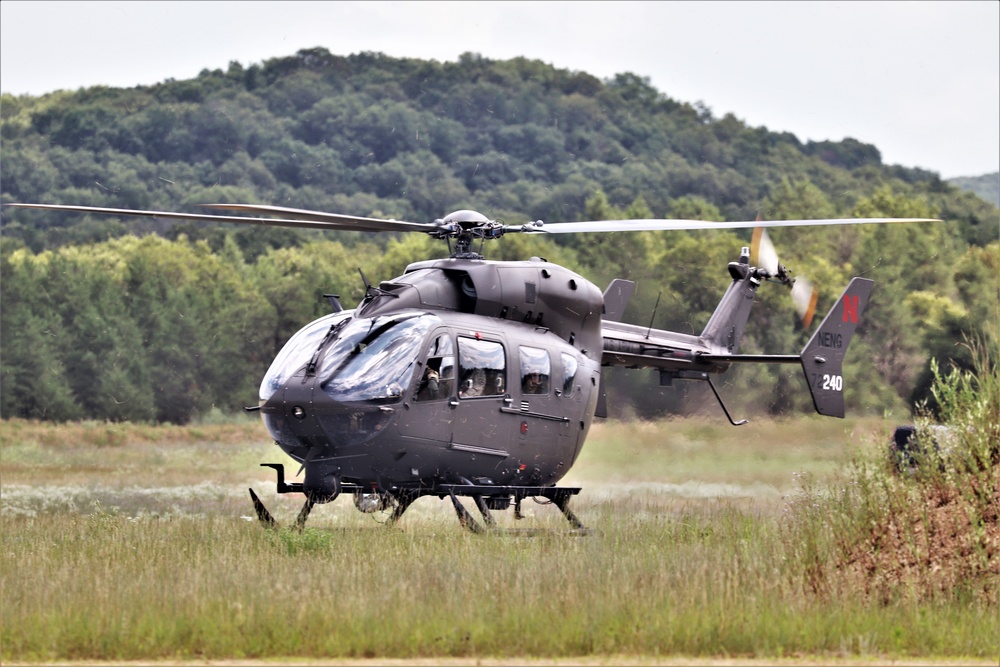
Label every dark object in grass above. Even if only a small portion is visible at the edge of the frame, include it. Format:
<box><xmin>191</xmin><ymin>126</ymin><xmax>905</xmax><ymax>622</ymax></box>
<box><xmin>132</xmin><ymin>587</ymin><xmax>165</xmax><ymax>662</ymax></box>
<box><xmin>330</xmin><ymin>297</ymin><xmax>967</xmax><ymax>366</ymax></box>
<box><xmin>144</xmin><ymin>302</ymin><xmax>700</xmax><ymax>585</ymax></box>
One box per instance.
<box><xmin>890</xmin><ymin>424</ymin><xmax>957</xmax><ymax>472</ymax></box>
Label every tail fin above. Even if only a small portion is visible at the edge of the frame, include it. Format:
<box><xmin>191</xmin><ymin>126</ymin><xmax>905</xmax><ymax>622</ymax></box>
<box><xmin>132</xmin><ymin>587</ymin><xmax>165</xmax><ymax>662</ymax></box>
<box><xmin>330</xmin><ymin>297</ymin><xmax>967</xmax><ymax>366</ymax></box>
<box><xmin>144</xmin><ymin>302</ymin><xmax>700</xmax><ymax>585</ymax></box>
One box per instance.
<box><xmin>800</xmin><ymin>277</ymin><xmax>874</xmax><ymax>417</ymax></box>
<box><xmin>602</xmin><ymin>279</ymin><xmax>636</xmax><ymax>322</ymax></box>
<box><xmin>698</xmin><ymin>248</ymin><xmax>760</xmax><ymax>353</ymax></box>
<box><xmin>596</xmin><ymin>279</ymin><xmax>637</xmax><ymax>418</ymax></box>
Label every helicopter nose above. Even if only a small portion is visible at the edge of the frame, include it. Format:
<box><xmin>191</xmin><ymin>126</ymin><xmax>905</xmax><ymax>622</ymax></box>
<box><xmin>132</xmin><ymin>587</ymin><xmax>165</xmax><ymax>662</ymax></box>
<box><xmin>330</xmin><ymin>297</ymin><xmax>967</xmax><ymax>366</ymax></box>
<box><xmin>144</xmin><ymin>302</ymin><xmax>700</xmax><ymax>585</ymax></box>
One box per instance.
<box><xmin>259</xmin><ymin>367</ymin><xmax>330</xmax><ymax>454</ymax></box>
<box><xmin>282</xmin><ymin>374</ymin><xmax>316</xmax><ymax>415</ymax></box>
<box><xmin>261</xmin><ymin>372</ymin><xmax>398</xmax><ymax>469</ymax></box>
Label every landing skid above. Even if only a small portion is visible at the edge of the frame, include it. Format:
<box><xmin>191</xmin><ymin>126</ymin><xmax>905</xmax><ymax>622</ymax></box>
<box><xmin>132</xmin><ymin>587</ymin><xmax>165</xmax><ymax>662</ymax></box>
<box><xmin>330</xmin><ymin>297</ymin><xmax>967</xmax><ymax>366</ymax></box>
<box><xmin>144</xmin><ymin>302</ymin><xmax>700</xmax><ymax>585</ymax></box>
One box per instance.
<box><xmin>249</xmin><ymin>463</ymin><xmax>587</xmax><ymax>533</ymax></box>
<box><xmin>441</xmin><ymin>483</ymin><xmax>586</xmax><ymax>534</ymax></box>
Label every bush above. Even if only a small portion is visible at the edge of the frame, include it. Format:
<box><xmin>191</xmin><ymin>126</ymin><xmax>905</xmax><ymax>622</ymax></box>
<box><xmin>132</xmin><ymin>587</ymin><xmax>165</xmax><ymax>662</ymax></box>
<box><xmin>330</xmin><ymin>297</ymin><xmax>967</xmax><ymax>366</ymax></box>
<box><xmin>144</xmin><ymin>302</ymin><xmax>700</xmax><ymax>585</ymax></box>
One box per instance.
<box><xmin>785</xmin><ymin>338</ymin><xmax>999</xmax><ymax>605</ymax></box>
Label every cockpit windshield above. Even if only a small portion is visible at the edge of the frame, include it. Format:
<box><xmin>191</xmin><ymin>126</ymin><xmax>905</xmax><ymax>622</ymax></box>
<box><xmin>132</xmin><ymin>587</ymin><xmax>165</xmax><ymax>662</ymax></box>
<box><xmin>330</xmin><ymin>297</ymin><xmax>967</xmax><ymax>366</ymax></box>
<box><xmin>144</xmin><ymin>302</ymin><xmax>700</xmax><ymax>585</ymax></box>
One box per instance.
<box><xmin>320</xmin><ymin>314</ymin><xmax>440</xmax><ymax>403</ymax></box>
<box><xmin>259</xmin><ymin>311</ymin><xmax>353</xmax><ymax>401</ymax></box>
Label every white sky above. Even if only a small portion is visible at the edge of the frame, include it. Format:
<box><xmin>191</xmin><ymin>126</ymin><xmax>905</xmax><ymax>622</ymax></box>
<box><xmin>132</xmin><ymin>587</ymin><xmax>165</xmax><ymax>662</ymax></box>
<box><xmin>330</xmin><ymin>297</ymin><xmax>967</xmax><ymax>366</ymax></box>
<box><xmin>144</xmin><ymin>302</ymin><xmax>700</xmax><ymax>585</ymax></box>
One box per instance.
<box><xmin>1</xmin><ymin>1</ymin><xmax>997</xmax><ymax>179</ymax></box>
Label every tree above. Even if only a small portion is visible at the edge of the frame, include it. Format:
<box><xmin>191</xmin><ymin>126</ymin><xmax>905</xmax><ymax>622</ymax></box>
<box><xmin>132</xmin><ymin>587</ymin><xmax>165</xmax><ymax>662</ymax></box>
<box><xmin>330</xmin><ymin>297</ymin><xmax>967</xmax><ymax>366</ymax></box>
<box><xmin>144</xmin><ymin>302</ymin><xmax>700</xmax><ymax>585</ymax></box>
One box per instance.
<box><xmin>909</xmin><ymin>242</ymin><xmax>1000</xmax><ymax>409</ymax></box>
<box><xmin>666</xmin><ymin>195</ymin><xmax>722</xmax><ymax>221</ymax></box>
<box><xmin>0</xmin><ymin>248</ymin><xmax>83</xmax><ymax>420</ymax></box>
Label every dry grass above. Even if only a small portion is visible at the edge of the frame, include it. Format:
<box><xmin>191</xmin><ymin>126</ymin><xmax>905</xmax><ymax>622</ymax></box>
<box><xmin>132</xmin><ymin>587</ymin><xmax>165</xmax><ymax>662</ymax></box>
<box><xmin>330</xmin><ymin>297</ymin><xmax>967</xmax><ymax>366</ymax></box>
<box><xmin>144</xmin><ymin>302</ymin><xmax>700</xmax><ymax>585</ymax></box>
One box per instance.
<box><xmin>1</xmin><ymin>413</ymin><xmax>996</xmax><ymax>662</ymax></box>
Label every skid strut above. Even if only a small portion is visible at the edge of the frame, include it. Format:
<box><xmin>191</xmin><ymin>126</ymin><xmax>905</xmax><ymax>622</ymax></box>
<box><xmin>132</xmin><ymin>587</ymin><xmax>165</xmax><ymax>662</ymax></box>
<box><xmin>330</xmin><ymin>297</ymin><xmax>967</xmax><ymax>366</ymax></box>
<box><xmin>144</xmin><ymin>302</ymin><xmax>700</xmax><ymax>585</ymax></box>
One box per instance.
<box><xmin>440</xmin><ymin>484</ymin><xmax>586</xmax><ymax>534</ymax></box>
<box><xmin>250</xmin><ymin>463</ymin><xmax>586</xmax><ymax>532</ymax></box>
<box><xmin>249</xmin><ymin>488</ymin><xmax>277</xmax><ymax>528</ymax></box>
<box><xmin>249</xmin><ymin>464</ymin><xmax>363</xmax><ymax>531</ymax></box>
<box><xmin>448</xmin><ymin>487</ymin><xmax>486</xmax><ymax>534</ymax></box>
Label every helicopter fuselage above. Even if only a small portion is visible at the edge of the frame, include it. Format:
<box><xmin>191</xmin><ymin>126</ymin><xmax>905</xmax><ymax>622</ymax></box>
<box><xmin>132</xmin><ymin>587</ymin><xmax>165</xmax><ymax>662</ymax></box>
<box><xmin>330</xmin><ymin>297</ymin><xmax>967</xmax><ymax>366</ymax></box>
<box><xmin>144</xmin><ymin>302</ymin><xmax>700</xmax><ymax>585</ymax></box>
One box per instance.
<box><xmin>258</xmin><ymin>257</ymin><xmax>605</xmax><ymax>500</ymax></box>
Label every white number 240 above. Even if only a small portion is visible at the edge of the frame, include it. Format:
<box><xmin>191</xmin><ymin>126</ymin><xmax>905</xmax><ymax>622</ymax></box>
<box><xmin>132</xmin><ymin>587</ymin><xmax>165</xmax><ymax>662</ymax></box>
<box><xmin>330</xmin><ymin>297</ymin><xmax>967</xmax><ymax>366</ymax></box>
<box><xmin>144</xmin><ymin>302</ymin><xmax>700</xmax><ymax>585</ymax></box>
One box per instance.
<box><xmin>822</xmin><ymin>374</ymin><xmax>843</xmax><ymax>391</ymax></box>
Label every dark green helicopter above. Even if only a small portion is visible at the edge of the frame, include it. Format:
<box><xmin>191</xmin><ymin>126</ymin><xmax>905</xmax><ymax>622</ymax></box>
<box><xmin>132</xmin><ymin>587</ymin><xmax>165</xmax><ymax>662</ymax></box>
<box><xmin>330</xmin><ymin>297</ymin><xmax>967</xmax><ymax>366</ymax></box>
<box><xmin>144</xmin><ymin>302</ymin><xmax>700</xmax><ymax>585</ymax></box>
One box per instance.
<box><xmin>7</xmin><ymin>202</ymin><xmax>938</xmax><ymax>532</ymax></box>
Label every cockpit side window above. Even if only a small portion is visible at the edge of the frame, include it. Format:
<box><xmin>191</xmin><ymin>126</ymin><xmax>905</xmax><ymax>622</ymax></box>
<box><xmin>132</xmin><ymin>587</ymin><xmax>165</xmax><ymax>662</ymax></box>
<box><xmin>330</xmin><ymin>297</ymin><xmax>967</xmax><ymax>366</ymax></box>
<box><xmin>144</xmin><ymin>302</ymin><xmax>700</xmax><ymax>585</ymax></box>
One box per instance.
<box><xmin>520</xmin><ymin>346</ymin><xmax>551</xmax><ymax>395</ymax></box>
<box><xmin>457</xmin><ymin>337</ymin><xmax>506</xmax><ymax>399</ymax></box>
<box><xmin>560</xmin><ymin>352</ymin><xmax>579</xmax><ymax>396</ymax></box>
<box><xmin>415</xmin><ymin>332</ymin><xmax>455</xmax><ymax>401</ymax></box>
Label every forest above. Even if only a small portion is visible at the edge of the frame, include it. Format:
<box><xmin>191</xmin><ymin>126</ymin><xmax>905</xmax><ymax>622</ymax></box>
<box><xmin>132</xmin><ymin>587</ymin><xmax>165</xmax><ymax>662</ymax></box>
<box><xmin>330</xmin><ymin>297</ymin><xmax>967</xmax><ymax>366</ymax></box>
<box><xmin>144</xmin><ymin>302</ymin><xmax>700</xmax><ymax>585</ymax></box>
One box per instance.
<box><xmin>1</xmin><ymin>48</ymin><xmax>997</xmax><ymax>423</ymax></box>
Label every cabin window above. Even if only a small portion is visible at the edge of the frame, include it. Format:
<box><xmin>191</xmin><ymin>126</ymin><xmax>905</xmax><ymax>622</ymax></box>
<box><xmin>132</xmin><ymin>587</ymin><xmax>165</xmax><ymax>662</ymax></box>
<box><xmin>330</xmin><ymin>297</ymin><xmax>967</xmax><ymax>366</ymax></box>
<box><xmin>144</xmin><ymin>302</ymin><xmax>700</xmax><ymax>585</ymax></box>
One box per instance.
<box><xmin>560</xmin><ymin>352</ymin><xmax>579</xmax><ymax>396</ymax></box>
<box><xmin>520</xmin><ymin>346</ymin><xmax>551</xmax><ymax>395</ymax></box>
<box><xmin>457</xmin><ymin>337</ymin><xmax>506</xmax><ymax>398</ymax></box>
<box><xmin>415</xmin><ymin>333</ymin><xmax>455</xmax><ymax>401</ymax></box>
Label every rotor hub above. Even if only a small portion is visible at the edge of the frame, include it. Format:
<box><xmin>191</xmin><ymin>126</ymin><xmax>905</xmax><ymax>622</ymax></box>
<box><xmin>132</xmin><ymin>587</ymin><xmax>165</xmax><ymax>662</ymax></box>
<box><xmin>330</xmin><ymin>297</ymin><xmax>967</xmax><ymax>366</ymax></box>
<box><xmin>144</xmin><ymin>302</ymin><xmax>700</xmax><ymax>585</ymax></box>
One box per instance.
<box><xmin>433</xmin><ymin>210</ymin><xmax>503</xmax><ymax>259</ymax></box>
<box><xmin>440</xmin><ymin>209</ymin><xmax>490</xmax><ymax>226</ymax></box>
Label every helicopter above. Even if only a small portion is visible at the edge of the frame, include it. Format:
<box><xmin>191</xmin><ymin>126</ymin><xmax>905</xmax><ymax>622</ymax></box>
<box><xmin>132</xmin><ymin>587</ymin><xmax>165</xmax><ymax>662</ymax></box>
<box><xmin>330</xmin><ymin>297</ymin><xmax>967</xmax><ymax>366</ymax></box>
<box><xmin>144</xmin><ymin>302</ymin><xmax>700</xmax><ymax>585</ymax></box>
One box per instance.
<box><xmin>6</xmin><ymin>202</ymin><xmax>939</xmax><ymax>533</ymax></box>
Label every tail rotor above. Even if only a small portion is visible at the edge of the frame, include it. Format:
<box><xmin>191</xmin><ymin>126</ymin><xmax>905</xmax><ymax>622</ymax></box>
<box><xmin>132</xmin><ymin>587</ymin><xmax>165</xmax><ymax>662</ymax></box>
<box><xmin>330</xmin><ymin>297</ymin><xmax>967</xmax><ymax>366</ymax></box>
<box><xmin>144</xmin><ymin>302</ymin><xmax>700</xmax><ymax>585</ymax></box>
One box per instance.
<box><xmin>790</xmin><ymin>274</ymin><xmax>819</xmax><ymax>329</ymax></box>
<box><xmin>751</xmin><ymin>222</ymin><xmax>819</xmax><ymax>328</ymax></box>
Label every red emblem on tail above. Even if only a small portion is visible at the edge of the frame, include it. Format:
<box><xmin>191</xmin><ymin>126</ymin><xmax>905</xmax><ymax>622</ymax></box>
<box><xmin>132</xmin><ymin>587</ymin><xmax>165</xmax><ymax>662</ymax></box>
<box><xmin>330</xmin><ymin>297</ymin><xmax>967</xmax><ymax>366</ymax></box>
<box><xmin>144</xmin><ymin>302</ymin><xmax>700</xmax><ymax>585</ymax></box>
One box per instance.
<box><xmin>842</xmin><ymin>295</ymin><xmax>859</xmax><ymax>323</ymax></box>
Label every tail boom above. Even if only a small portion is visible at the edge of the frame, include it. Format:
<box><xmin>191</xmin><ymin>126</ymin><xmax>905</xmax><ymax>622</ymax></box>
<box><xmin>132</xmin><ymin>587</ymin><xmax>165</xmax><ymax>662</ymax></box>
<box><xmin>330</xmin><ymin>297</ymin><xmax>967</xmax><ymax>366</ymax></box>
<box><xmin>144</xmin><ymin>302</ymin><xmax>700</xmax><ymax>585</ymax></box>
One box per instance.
<box><xmin>599</xmin><ymin>269</ymin><xmax>874</xmax><ymax>420</ymax></box>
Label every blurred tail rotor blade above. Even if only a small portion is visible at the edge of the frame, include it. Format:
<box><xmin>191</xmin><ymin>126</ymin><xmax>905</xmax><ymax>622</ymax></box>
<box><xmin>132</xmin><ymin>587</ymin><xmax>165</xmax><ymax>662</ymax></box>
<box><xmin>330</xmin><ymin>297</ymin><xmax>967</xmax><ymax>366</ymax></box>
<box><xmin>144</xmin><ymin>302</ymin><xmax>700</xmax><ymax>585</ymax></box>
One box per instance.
<box><xmin>791</xmin><ymin>277</ymin><xmax>819</xmax><ymax>329</ymax></box>
<box><xmin>751</xmin><ymin>216</ymin><xmax>819</xmax><ymax>328</ymax></box>
<box><xmin>751</xmin><ymin>226</ymin><xmax>780</xmax><ymax>275</ymax></box>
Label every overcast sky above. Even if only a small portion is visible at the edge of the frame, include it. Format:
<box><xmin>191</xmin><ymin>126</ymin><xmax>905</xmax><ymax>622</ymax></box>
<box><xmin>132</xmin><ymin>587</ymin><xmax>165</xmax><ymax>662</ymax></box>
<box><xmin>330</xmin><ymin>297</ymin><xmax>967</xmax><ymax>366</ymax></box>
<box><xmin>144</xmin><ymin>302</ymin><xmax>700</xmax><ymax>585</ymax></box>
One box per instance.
<box><xmin>2</xmin><ymin>1</ymin><xmax>997</xmax><ymax>179</ymax></box>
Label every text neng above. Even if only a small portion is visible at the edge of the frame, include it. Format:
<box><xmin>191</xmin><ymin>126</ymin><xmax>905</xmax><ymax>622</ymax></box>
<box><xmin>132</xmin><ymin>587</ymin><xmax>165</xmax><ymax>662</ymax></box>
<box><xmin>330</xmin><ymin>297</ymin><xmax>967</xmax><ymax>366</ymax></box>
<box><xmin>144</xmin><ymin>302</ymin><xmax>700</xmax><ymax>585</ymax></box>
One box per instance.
<box><xmin>816</xmin><ymin>332</ymin><xmax>844</xmax><ymax>349</ymax></box>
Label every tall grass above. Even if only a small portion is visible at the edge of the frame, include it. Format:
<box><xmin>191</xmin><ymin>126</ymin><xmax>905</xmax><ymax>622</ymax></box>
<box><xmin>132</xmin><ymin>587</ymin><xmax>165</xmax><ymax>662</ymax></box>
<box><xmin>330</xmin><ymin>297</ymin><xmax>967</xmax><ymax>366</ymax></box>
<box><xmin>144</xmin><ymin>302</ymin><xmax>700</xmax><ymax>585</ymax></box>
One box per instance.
<box><xmin>782</xmin><ymin>339</ymin><xmax>999</xmax><ymax>607</ymax></box>
<box><xmin>4</xmin><ymin>507</ymin><xmax>996</xmax><ymax>661</ymax></box>
<box><xmin>1</xmin><ymin>395</ymin><xmax>997</xmax><ymax>661</ymax></box>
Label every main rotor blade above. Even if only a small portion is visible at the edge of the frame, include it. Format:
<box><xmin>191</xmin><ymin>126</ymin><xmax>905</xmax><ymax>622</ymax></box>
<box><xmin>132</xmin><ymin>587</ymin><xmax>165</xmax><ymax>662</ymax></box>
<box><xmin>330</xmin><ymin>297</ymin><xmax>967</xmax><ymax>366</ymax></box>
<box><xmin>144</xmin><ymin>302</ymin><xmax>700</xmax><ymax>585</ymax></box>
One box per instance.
<box><xmin>200</xmin><ymin>204</ymin><xmax>435</xmax><ymax>232</ymax></box>
<box><xmin>10</xmin><ymin>203</ymin><xmax>941</xmax><ymax>236</ymax></box>
<box><xmin>515</xmin><ymin>217</ymin><xmax>940</xmax><ymax>234</ymax></box>
<box><xmin>4</xmin><ymin>203</ymin><xmax>436</xmax><ymax>234</ymax></box>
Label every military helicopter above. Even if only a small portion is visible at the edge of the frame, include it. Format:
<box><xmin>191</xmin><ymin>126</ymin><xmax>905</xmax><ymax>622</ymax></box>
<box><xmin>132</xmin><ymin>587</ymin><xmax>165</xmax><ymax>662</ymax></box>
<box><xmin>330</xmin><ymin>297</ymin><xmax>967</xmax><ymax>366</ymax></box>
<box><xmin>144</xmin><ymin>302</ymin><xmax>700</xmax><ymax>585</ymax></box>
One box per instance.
<box><xmin>6</xmin><ymin>202</ymin><xmax>938</xmax><ymax>533</ymax></box>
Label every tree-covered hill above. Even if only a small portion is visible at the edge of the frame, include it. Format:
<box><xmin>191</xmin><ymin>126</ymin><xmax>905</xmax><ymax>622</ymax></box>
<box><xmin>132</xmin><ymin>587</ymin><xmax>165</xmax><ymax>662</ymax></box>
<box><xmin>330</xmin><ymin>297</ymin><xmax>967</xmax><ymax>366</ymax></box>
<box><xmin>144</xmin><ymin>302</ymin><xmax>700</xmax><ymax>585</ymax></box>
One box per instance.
<box><xmin>949</xmin><ymin>172</ymin><xmax>1000</xmax><ymax>208</ymax></box>
<box><xmin>1</xmin><ymin>49</ymin><xmax>997</xmax><ymax>423</ymax></box>
<box><xmin>3</xmin><ymin>48</ymin><xmax>996</xmax><ymax>248</ymax></box>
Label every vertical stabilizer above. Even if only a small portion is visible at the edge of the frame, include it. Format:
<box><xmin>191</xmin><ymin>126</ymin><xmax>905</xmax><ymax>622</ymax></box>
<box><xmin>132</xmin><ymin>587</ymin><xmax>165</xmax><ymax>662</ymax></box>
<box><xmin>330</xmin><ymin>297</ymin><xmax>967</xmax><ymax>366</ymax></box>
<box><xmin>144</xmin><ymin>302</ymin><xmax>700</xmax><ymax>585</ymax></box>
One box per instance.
<box><xmin>603</xmin><ymin>279</ymin><xmax>636</xmax><ymax>322</ymax></box>
<box><xmin>700</xmin><ymin>248</ymin><xmax>760</xmax><ymax>354</ymax></box>
<box><xmin>799</xmin><ymin>278</ymin><xmax>874</xmax><ymax>417</ymax></box>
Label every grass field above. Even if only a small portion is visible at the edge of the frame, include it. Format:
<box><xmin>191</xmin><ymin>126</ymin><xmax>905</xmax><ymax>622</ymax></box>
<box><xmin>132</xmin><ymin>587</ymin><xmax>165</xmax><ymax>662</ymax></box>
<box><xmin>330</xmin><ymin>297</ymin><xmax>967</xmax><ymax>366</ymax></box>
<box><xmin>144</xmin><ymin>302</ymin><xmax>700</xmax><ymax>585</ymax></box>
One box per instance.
<box><xmin>1</xmin><ymin>414</ymin><xmax>997</xmax><ymax>663</ymax></box>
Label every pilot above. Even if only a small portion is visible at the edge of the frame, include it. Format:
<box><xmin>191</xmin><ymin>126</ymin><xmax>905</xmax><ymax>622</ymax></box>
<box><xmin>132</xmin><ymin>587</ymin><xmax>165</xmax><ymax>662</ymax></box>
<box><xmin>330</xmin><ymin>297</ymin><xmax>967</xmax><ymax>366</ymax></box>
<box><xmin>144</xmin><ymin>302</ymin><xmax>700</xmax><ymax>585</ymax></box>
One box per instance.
<box><xmin>459</xmin><ymin>368</ymin><xmax>486</xmax><ymax>397</ymax></box>
<box><xmin>522</xmin><ymin>371</ymin><xmax>544</xmax><ymax>395</ymax></box>
<box><xmin>420</xmin><ymin>365</ymin><xmax>440</xmax><ymax>399</ymax></box>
